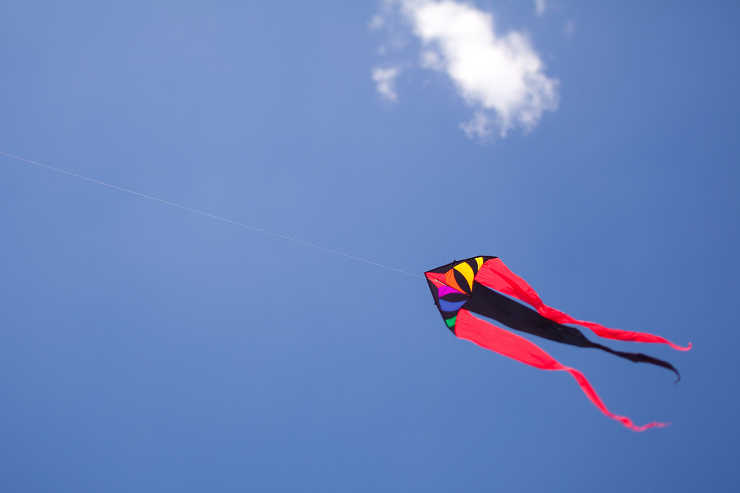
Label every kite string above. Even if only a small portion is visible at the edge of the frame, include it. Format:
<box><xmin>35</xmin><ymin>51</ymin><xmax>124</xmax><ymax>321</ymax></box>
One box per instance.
<box><xmin>0</xmin><ymin>151</ymin><xmax>423</xmax><ymax>279</ymax></box>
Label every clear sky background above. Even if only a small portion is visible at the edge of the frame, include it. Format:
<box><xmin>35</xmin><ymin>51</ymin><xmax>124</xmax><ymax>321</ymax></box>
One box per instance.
<box><xmin>0</xmin><ymin>1</ymin><xmax>738</xmax><ymax>491</ymax></box>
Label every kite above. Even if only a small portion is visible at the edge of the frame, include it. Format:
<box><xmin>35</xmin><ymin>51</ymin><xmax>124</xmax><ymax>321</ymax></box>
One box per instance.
<box><xmin>425</xmin><ymin>256</ymin><xmax>690</xmax><ymax>431</ymax></box>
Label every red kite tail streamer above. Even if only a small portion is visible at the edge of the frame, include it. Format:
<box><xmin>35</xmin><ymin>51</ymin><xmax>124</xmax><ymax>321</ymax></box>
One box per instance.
<box><xmin>455</xmin><ymin>309</ymin><xmax>668</xmax><ymax>431</ymax></box>
<box><xmin>475</xmin><ymin>258</ymin><xmax>691</xmax><ymax>351</ymax></box>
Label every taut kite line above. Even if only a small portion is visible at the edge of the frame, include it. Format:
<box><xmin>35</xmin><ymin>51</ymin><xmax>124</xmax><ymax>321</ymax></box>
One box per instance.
<box><xmin>426</xmin><ymin>256</ymin><xmax>690</xmax><ymax>431</ymax></box>
<box><xmin>0</xmin><ymin>151</ymin><xmax>421</xmax><ymax>278</ymax></box>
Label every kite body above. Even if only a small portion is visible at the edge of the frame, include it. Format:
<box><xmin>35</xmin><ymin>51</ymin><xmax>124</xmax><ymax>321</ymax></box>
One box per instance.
<box><xmin>425</xmin><ymin>256</ymin><xmax>690</xmax><ymax>431</ymax></box>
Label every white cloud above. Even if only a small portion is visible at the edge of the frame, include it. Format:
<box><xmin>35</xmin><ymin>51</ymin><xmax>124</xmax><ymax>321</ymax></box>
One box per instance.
<box><xmin>534</xmin><ymin>0</ymin><xmax>546</xmax><ymax>16</ymax></box>
<box><xmin>372</xmin><ymin>66</ymin><xmax>401</xmax><ymax>102</ymax></box>
<box><xmin>373</xmin><ymin>0</ymin><xmax>559</xmax><ymax>140</ymax></box>
<box><xmin>368</xmin><ymin>14</ymin><xmax>384</xmax><ymax>30</ymax></box>
<box><xmin>564</xmin><ymin>19</ymin><xmax>576</xmax><ymax>39</ymax></box>
<box><xmin>460</xmin><ymin>111</ymin><xmax>493</xmax><ymax>139</ymax></box>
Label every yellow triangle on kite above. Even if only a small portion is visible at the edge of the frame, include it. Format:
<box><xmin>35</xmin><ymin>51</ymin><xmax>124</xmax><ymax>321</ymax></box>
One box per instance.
<box><xmin>454</xmin><ymin>262</ymin><xmax>475</xmax><ymax>291</ymax></box>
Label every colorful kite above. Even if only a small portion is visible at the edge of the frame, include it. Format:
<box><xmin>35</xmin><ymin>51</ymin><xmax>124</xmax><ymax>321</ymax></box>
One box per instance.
<box><xmin>425</xmin><ymin>256</ymin><xmax>690</xmax><ymax>431</ymax></box>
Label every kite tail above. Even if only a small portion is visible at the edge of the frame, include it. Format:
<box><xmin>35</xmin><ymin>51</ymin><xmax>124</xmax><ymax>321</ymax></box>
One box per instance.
<box><xmin>455</xmin><ymin>309</ymin><xmax>668</xmax><ymax>432</ymax></box>
<box><xmin>564</xmin><ymin>318</ymin><xmax>691</xmax><ymax>351</ymax></box>
<box><xmin>566</xmin><ymin>368</ymin><xmax>668</xmax><ymax>432</ymax></box>
<box><xmin>588</xmin><ymin>342</ymin><xmax>681</xmax><ymax>383</ymax></box>
<box><xmin>475</xmin><ymin>258</ymin><xmax>691</xmax><ymax>351</ymax></box>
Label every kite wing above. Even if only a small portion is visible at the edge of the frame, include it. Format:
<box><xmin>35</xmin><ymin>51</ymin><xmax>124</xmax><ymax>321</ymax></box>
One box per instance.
<box><xmin>425</xmin><ymin>256</ymin><xmax>690</xmax><ymax>431</ymax></box>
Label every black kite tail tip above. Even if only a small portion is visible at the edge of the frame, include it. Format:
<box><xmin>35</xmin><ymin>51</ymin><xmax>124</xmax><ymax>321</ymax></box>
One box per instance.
<box><xmin>591</xmin><ymin>343</ymin><xmax>681</xmax><ymax>382</ymax></box>
<box><xmin>661</xmin><ymin>360</ymin><xmax>681</xmax><ymax>384</ymax></box>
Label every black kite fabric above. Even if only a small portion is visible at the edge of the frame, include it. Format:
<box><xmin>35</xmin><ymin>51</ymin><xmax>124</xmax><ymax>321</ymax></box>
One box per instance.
<box><xmin>425</xmin><ymin>256</ymin><xmax>690</xmax><ymax>431</ymax></box>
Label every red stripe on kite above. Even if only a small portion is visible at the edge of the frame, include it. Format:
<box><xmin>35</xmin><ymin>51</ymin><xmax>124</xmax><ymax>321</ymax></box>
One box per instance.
<box><xmin>425</xmin><ymin>271</ymin><xmax>447</xmax><ymax>285</ymax></box>
<box><xmin>475</xmin><ymin>258</ymin><xmax>691</xmax><ymax>351</ymax></box>
<box><xmin>454</xmin><ymin>309</ymin><xmax>668</xmax><ymax>431</ymax></box>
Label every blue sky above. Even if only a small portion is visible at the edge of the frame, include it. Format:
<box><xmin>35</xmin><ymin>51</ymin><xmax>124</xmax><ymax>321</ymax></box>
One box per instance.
<box><xmin>0</xmin><ymin>1</ymin><xmax>738</xmax><ymax>491</ymax></box>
